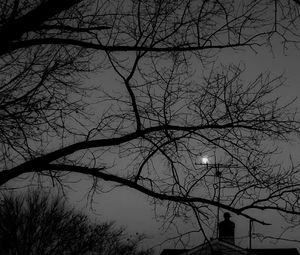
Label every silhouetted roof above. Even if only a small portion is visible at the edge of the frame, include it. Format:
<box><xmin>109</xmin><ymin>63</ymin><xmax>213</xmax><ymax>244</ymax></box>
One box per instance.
<box><xmin>250</xmin><ymin>248</ymin><xmax>300</xmax><ymax>255</ymax></box>
<box><xmin>160</xmin><ymin>247</ymin><xmax>300</xmax><ymax>255</ymax></box>
<box><xmin>160</xmin><ymin>249</ymin><xmax>188</xmax><ymax>255</ymax></box>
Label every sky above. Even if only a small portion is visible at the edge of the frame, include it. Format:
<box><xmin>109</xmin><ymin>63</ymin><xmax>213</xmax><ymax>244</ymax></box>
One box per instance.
<box><xmin>61</xmin><ymin>3</ymin><xmax>300</xmax><ymax>254</ymax></box>
<box><xmin>5</xmin><ymin>39</ymin><xmax>300</xmax><ymax>255</ymax></box>
<box><xmin>61</xmin><ymin>40</ymin><xmax>300</xmax><ymax>255</ymax></box>
<box><xmin>3</xmin><ymin>2</ymin><xmax>300</xmax><ymax>254</ymax></box>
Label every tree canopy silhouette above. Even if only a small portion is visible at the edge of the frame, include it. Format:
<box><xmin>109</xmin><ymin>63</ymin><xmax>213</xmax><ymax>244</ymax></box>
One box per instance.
<box><xmin>1</xmin><ymin>0</ymin><xmax>300</xmax><ymax>244</ymax></box>
<box><xmin>0</xmin><ymin>189</ymin><xmax>153</xmax><ymax>255</ymax></box>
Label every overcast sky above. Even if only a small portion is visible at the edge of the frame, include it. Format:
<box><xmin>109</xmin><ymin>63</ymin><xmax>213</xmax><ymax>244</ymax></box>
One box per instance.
<box><xmin>63</xmin><ymin>40</ymin><xmax>300</xmax><ymax>255</ymax></box>
<box><xmin>2</xmin><ymin>1</ymin><xmax>300</xmax><ymax>255</ymax></box>
<box><xmin>7</xmin><ymin>39</ymin><xmax>299</xmax><ymax>255</ymax></box>
<box><xmin>6</xmin><ymin>36</ymin><xmax>298</xmax><ymax>255</ymax></box>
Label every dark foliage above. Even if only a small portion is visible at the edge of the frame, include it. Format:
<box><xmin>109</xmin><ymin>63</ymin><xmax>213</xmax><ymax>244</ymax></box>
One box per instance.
<box><xmin>0</xmin><ymin>189</ymin><xmax>153</xmax><ymax>255</ymax></box>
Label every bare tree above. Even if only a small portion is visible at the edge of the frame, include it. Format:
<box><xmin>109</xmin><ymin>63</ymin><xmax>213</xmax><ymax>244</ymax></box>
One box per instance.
<box><xmin>1</xmin><ymin>0</ymin><xmax>300</xmax><ymax>246</ymax></box>
<box><xmin>0</xmin><ymin>189</ymin><xmax>153</xmax><ymax>255</ymax></box>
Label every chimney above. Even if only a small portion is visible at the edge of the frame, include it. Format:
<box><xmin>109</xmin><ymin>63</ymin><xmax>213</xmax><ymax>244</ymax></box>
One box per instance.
<box><xmin>218</xmin><ymin>212</ymin><xmax>235</xmax><ymax>244</ymax></box>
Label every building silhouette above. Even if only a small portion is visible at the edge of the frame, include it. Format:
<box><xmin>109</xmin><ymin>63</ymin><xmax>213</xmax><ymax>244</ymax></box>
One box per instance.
<box><xmin>218</xmin><ymin>212</ymin><xmax>235</xmax><ymax>245</ymax></box>
<box><xmin>160</xmin><ymin>213</ymin><xmax>299</xmax><ymax>255</ymax></box>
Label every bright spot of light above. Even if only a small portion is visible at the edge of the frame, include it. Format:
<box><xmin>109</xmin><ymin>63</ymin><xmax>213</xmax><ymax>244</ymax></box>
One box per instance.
<box><xmin>202</xmin><ymin>156</ymin><xmax>209</xmax><ymax>164</ymax></box>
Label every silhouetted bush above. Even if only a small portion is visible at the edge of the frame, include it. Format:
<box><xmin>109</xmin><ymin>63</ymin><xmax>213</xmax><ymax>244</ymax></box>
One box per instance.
<box><xmin>0</xmin><ymin>189</ymin><xmax>153</xmax><ymax>255</ymax></box>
